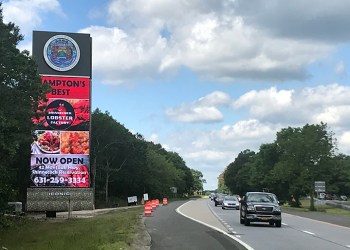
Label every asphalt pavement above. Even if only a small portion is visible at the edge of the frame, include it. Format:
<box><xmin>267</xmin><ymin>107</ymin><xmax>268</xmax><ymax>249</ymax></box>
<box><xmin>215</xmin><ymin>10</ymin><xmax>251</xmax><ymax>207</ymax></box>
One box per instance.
<box><xmin>144</xmin><ymin>200</ymin><xmax>249</xmax><ymax>250</ymax></box>
<box><xmin>143</xmin><ymin>198</ymin><xmax>350</xmax><ymax>250</ymax></box>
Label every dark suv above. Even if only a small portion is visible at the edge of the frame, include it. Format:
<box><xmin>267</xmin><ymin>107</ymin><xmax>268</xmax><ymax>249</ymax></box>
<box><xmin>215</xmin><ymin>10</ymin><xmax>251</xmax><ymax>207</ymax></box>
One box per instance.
<box><xmin>214</xmin><ymin>194</ymin><xmax>225</xmax><ymax>206</ymax></box>
<box><xmin>240</xmin><ymin>192</ymin><xmax>282</xmax><ymax>227</ymax></box>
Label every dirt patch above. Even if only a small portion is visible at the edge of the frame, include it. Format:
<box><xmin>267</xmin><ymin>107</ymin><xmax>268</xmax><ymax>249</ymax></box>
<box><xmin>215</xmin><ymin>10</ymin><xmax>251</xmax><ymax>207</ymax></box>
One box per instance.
<box><xmin>130</xmin><ymin>216</ymin><xmax>151</xmax><ymax>250</ymax></box>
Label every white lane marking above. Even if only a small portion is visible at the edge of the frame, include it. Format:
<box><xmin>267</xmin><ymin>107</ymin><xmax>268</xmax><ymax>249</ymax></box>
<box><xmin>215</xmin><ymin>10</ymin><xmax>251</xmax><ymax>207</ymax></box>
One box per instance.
<box><xmin>303</xmin><ymin>230</ymin><xmax>315</xmax><ymax>235</ymax></box>
<box><xmin>282</xmin><ymin>223</ymin><xmax>287</xmax><ymax>226</ymax></box>
<box><xmin>177</xmin><ymin>201</ymin><xmax>255</xmax><ymax>250</ymax></box>
<box><xmin>346</xmin><ymin>245</ymin><xmax>350</xmax><ymax>248</ymax></box>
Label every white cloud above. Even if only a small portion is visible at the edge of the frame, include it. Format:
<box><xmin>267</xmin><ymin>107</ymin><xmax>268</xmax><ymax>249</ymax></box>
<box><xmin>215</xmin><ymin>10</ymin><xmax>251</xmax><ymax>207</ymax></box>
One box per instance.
<box><xmin>166</xmin><ymin>105</ymin><xmax>223</xmax><ymax>123</ymax></box>
<box><xmin>165</xmin><ymin>91</ymin><xmax>231</xmax><ymax>123</ymax></box>
<box><xmin>233</xmin><ymin>87</ymin><xmax>293</xmax><ymax>118</ymax></box>
<box><xmin>313</xmin><ymin>106</ymin><xmax>350</xmax><ymax>125</ymax></box>
<box><xmin>217</xmin><ymin>119</ymin><xmax>275</xmax><ymax>141</ymax></box>
<box><xmin>5</xmin><ymin>0</ymin><xmax>344</xmax><ymax>84</ymax></box>
<box><xmin>149</xmin><ymin>133</ymin><xmax>159</xmax><ymax>143</ymax></box>
<box><xmin>2</xmin><ymin>0</ymin><xmax>62</xmax><ymax>37</ymax></box>
<box><xmin>231</xmin><ymin>84</ymin><xmax>350</xmax><ymax>127</ymax></box>
<box><xmin>185</xmin><ymin>150</ymin><xmax>227</xmax><ymax>162</ymax></box>
<box><xmin>79</xmin><ymin>25</ymin><xmax>168</xmax><ymax>85</ymax></box>
<box><xmin>235</xmin><ymin>0</ymin><xmax>350</xmax><ymax>42</ymax></box>
<box><xmin>79</xmin><ymin>0</ymin><xmax>333</xmax><ymax>84</ymax></box>
<box><xmin>198</xmin><ymin>91</ymin><xmax>232</xmax><ymax>106</ymax></box>
<box><xmin>338</xmin><ymin>131</ymin><xmax>350</xmax><ymax>155</ymax></box>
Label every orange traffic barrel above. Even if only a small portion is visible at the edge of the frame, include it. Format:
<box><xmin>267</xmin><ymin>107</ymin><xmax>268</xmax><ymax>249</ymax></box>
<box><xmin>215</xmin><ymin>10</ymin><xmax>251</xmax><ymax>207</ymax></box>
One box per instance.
<box><xmin>144</xmin><ymin>202</ymin><xmax>152</xmax><ymax>217</ymax></box>
<box><xmin>163</xmin><ymin>197</ymin><xmax>168</xmax><ymax>205</ymax></box>
<box><xmin>156</xmin><ymin>199</ymin><xmax>160</xmax><ymax>206</ymax></box>
<box><xmin>151</xmin><ymin>200</ymin><xmax>157</xmax><ymax>211</ymax></box>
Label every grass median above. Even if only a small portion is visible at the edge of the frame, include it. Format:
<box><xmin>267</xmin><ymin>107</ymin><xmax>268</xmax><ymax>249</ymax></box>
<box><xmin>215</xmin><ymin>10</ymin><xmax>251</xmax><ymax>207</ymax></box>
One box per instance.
<box><xmin>282</xmin><ymin>198</ymin><xmax>350</xmax><ymax>215</ymax></box>
<box><xmin>0</xmin><ymin>206</ymin><xmax>144</xmax><ymax>250</ymax></box>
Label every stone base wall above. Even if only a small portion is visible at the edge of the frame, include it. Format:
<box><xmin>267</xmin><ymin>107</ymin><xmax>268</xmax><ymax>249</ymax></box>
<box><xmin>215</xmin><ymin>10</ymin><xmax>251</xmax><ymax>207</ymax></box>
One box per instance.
<box><xmin>27</xmin><ymin>188</ymin><xmax>93</xmax><ymax>211</ymax></box>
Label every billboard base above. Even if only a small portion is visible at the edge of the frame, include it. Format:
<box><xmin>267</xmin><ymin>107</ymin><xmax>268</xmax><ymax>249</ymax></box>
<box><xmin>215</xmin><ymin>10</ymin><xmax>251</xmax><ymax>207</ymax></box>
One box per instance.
<box><xmin>27</xmin><ymin>188</ymin><xmax>93</xmax><ymax>212</ymax></box>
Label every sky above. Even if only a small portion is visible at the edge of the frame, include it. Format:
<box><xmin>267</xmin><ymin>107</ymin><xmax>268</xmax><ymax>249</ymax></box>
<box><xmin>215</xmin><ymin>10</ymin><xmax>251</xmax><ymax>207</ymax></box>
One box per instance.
<box><xmin>2</xmin><ymin>0</ymin><xmax>350</xmax><ymax>190</ymax></box>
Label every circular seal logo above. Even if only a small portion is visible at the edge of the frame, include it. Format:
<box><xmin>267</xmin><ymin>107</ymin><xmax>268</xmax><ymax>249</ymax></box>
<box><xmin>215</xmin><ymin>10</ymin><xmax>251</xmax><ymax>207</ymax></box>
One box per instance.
<box><xmin>43</xmin><ymin>35</ymin><xmax>80</xmax><ymax>71</ymax></box>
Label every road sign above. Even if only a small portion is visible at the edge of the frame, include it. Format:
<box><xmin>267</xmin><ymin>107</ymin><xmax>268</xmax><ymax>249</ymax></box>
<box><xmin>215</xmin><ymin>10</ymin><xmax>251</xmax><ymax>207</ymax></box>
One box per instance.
<box><xmin>170</xmin><ymin>187</ymin><xmax>177</xmax><ymax>194</ymax></box>
<box><xmin>315</xmin><ymin>181</ymin><xmax>326</xmax><ymax>192</ymax></box>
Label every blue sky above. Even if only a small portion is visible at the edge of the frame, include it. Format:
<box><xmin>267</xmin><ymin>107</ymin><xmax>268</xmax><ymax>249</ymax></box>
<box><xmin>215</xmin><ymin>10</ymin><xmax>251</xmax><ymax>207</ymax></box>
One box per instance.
<box><xmin>3</xmin><ymin>0</ymin><xmax>350</xmax><ymax>190</ymax></box>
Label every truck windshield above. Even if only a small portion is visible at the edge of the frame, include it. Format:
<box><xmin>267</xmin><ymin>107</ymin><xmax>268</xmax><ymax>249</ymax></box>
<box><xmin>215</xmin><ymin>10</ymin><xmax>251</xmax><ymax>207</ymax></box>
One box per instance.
<box><xmin>247</xmin><ymin>193</ymin><xmax>277</xmax><ymax>203</ymax></box>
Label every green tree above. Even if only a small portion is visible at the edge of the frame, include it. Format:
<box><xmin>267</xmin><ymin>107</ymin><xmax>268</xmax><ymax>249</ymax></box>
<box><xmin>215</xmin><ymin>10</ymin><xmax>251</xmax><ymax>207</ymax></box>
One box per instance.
<box><xmin>217</xmin><ymin>172</ymin><xmax>230</xmax><ymax>194</ymax></box>
<box><xmin>221</xmin><ymin>123</ymin><xmax>339</xmax><ymax>208</ymax></box>
<box><xmin>274</xmin><ymin>123</ymin><xmax>336</xmax><ymax>209</ymax></box>
<box><xmin>326</xmin><ymin>154</ymin><xmax>350</xmax><ymax>195</ymax></box>
<box><xmin>224</xmin><ymin>149</ymin><xmax>256</xmax><ymax>196</ymax></box>
<box><xmin>0</xmin><ymin>4</ymin><xmax>49</xmax><ymax>210</ymax></box>
<box><xmin>254</xmin><ymin>143</ymin><xmax>279</xmax><ymax>189</ymax></box>
<box><xmin>165</xmin><ymin>151</ymin><xmax>194</xmax><ymax>195</ymax></box>
<box><xmin>191</xmin><ymin>169</ymin><xmax>205</xmax><ymax>195</ymax></box>
<box><xmin>143</xmin><ymin>147</ymin><xmax>177</xmax><ymax>198</ymax></box>
<box><xmin>91</xmin><ymin>109</ymin><xmax>139</xmax><ymax>205</ymax></box>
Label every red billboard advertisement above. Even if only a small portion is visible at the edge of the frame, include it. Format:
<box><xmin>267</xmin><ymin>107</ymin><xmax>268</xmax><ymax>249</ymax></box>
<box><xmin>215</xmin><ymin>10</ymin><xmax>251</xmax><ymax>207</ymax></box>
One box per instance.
<box><xmin>30</xmin><ymin>76</ymin><xmax>91</xmax><ymax>188</ymax></box>
<box><xmin>42</xmin><ymin>76</ymin><xmax>90</xmax><ymax>99</ymax></box>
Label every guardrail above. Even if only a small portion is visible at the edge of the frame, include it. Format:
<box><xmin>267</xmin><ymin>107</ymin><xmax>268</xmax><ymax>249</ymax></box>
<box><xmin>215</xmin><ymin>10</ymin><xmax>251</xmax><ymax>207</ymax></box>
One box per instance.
<box><xmin>325</xmin><ymin>200</ymin><xmax>350</xmax><ymax>211</ymax></box>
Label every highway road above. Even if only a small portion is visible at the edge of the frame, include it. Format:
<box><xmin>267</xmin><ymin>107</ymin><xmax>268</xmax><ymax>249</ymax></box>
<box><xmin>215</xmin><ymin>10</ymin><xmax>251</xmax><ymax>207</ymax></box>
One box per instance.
<box><xmin>145</xmin><ymin>198</ymin><xmax>350</xmax><ymax>249</ymax></box>
<box><xmin>192</xmin><ymin>199</ymin><xmax>350</xmax><ymax>250</ymax></box>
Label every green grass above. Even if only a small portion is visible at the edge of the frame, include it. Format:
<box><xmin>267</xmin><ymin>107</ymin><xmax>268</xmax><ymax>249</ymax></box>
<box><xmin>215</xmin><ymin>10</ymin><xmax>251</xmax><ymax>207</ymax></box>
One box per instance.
<box><xmin>282</xmin><ymin>199</ymin><xmax>350</xmax><ymax>216</ymax></box>
<box><xmin>0</xmin><ymin>207</ymin><xmax>144</xmax><ymax>250</ymax></box>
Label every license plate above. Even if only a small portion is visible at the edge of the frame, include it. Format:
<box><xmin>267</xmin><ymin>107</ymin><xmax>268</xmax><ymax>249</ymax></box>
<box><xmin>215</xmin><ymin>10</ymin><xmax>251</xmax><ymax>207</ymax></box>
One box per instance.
<box><xmin>260</xmin><ymin>217</ymin><xmax>268</xmax><ymax>220</ymax></box>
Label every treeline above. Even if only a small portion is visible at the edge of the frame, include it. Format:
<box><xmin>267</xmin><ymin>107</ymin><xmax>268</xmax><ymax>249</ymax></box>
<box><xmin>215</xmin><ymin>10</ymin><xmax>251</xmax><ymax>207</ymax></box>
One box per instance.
<box><xmin>91</xmin><ymin>109</ymin><xmax>195</xmax><ymax>206</ymax></box>
<box><xmin>0</xmin><ymin>6</ymin><xmax>48</xmax><ymax>211</ymax></box>
<box><xmin>0</xmin><ymin>5</ymin><xmax>199</xmax><ymax>211</ymax></box>
<box><xmin>223</xmin><ymin>123</ymin><xmax>350</xmax><ymax>207</ymax></box>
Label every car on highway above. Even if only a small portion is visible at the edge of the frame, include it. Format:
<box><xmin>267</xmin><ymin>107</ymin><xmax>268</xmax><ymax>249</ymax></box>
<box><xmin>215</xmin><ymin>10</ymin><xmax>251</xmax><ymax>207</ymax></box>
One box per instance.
<box><xmin>214</xmin><ymin>194</ymin><xmax>225</xmax><ymax>206</ymax></box>
<box><xmin>319</xmin><ymin>192</ymin><xmax>326</xmax><ymax>199</ymax></box>
<box><xmin>240</xmin><ymin>191</ymin><xmax>282</xmax><ymax>227</ymax></box>
<box><xmin>209</xmin><ymin>193</ymin><xmax>216</xmax><ymax>200</ymax></box>
<box><xmin>340</xmin><ymin>195</ymin><xmax>348</xmax><ymax>201</ymax></box>
<box><xmin>222</xmin><ymin>195</ymin><xmax>240</xmax><ymax>210</ymax></box>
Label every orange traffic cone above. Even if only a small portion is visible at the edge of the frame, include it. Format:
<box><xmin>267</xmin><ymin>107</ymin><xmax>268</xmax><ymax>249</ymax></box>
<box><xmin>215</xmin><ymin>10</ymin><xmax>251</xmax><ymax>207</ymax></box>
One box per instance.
<box><xmin>162</xmin><ymin>197</ymin><xmax>168</xmax><ymax>206</ymax></box>
<box><xmin>144</xmin><ymin>202</ymin><xmax>152</xmax><ymax>217</ymax></box>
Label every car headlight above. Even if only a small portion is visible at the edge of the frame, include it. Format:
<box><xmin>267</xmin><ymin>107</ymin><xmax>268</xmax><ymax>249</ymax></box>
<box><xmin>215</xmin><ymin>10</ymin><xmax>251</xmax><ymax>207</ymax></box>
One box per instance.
<box><xmin>273</xmin><ymin>206</ymin><xmax>281</xmax><ymax>212</ymax></box>
<box><xmin>247</xmin><ymin>205</ymin><xmax>255</xmax><ymax>211</ymax></box>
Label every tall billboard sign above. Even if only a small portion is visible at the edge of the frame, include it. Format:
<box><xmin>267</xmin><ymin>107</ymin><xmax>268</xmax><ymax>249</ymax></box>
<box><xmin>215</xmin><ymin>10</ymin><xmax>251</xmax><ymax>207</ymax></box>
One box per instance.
<box><xmin>27</xmin><ymin>31</ymin><xmax>93</xmax><ymax>212</ymax></box>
